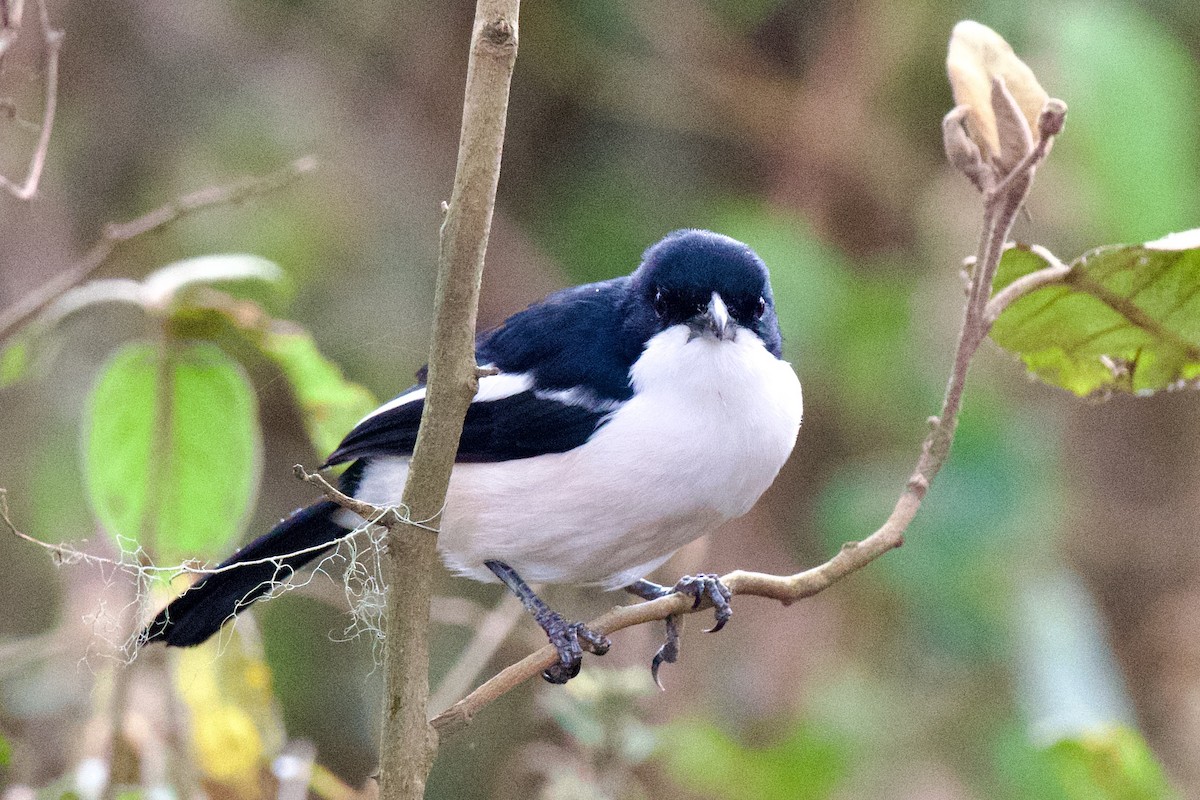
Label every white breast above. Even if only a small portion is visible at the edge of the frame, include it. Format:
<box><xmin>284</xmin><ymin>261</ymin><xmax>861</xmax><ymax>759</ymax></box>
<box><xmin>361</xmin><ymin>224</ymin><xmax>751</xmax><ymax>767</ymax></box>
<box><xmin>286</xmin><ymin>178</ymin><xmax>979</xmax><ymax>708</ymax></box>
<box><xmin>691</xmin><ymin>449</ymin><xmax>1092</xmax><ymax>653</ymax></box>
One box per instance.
<box><xmin>350</xmin><ymin>325</ymin><xmax>802</xmax><ymax>589</ymax></box>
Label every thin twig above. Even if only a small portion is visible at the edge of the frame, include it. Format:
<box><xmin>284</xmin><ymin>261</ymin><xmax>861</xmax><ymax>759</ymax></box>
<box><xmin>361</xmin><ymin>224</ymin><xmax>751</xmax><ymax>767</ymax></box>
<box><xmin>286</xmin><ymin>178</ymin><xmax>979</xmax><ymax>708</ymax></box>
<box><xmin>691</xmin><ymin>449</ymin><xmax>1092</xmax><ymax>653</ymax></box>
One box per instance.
<box><xmin>292</xmin><ymin>465</ymin><xmax>435</xmax><ymax>532</ymax></box>
<box><xmin>3</xmin><ymin>490</ymin><xmax>320</xmax><ymax>579</ymax></box>
<box><xmin>988</xmin><ymin>98</ymin><xmax>1067</xmax><ymax>200</ymax></box>
<box><xmin>0</xmin><ymin>0</ymin><xmax>60</xmax><ymax>200</ymax></box>
<box><xmin>984</xmin><ymin>244</ymin><xmax>1071</xmax><ymax>325</ymax></box>
<box><xmin>0</xmin><ymin>475</ymin><xmax>429</xmax><ymax>580</ymax></box>
<box><xmin>428</xmin><ymin>98</ymin><xmax>1068</xmax><ymax>741</ymax></box>
<box><xmin>0</xmin><ymin>156</ymin><xmax>319</xmax><ymax>343</ymax></box>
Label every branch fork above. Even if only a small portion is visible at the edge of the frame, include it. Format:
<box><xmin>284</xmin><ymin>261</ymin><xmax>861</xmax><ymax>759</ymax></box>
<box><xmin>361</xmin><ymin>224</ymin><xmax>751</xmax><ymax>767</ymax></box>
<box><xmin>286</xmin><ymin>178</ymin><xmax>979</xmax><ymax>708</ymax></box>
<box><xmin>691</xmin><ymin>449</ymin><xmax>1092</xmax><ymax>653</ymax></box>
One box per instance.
<box><xmin>427</xmin><ymin>81</ymin><xmax>1071</xmax><ymax>744</ymax></box>
<box><xmin>292</xmin><ymin>465</ymin><xmax>431</xmax><ymax>533</ymax></box>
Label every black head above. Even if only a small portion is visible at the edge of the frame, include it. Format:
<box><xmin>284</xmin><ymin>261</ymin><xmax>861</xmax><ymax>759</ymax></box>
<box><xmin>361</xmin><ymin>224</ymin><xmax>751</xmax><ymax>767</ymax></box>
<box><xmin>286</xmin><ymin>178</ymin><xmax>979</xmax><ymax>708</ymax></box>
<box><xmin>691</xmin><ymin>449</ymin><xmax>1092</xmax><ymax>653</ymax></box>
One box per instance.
<box><xmin>627</xmin><ymin>229</ymin><xmax>783</xmax><ymax>356</ymax></box>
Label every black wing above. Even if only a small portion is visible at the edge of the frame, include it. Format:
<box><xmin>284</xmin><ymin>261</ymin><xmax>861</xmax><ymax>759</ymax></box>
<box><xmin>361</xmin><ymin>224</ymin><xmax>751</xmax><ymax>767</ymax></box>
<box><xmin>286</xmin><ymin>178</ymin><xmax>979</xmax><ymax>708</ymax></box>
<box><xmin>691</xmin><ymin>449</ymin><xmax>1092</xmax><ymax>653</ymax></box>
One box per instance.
<box><xmin>323</xmin><ymin>387</ymin><xmax>616</xmax><ymax>466</ymax></box>
<box><xmin>475</xmin><ymin>275</ymin><xmax>645</xmax><ymax>401</ymax></box>
<box><xmin>325</xmin><ymin>274</ymin><xmax>647</xmax><ymax>467</ymax></box>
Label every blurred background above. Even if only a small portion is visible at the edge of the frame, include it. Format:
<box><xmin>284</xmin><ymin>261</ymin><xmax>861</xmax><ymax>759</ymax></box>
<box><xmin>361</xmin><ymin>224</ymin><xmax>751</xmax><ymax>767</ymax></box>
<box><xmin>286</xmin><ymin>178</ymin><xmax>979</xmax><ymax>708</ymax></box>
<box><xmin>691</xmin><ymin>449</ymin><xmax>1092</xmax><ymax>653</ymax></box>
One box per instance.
<box><xmin>2</xmin><ymin>0</ymin><xmax>1199</xmax><ymax>798</ymax></box>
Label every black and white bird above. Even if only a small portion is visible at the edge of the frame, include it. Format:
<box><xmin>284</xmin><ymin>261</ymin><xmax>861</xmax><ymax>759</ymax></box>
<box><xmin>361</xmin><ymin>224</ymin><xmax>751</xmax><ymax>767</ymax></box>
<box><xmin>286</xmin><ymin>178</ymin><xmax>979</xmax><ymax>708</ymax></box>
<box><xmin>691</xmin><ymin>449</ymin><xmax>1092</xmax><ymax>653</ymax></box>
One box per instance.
<box><xmin>145</xmin><ymin>229</ymin><xmax>803</xmax><ymax>683</ymax></box>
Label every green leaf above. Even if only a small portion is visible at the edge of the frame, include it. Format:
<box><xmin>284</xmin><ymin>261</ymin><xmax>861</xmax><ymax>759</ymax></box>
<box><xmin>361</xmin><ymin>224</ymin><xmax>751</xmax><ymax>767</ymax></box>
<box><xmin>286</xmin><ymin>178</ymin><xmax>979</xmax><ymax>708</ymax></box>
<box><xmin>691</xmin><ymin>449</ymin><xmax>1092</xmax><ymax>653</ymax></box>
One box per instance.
<box><xmin>83</xmin><ymin>341</ymin><xmax>261</xmax><ymax>562</ymax></box>
<box><xmin>0</xmin><ymin>730</ymin><xmax>10</xmax><ymax>767</ymax></box>
<box><xmin>0</xmin><ymin>256</ymin><xmax>283</xmax><ymax>390</ymax></box>
<box><xmin>41</xmin><ymin>256</ymin><xmax>280</xmax><ymax>328</ymax></box>
<box><xmin>660</xmin><ymin>719</ymin><xmax>849</xmax><ymax>800</ymax></box>
<box><xmin>41</xmin><ymin>279</ymin><xmax>146</xmax><ymax>325</ymax></box>
<box><xmin>989</xmin><ymin>232</ymin><xmax>1200</xmax><ymax>397</ymax></box>
<box><xmin>166</xmin><ymin>296</ymin><xmax>376</xmax><ymax>456</ymax></box>
<box><xmin>1045</xmin><ymin>727</ymin><xmax>1176</xmax><ymax>800</ymax></box>
<box><xmin>256</xmin><ymin>329</ymin><xmax>376</xmax><ymax>456</ymax></box>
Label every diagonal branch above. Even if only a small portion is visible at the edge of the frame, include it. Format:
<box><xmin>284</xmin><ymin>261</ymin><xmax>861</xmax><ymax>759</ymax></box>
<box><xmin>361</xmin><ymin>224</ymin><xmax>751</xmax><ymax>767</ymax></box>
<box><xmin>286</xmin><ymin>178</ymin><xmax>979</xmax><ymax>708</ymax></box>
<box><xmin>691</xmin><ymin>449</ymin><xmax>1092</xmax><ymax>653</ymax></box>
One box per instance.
<box><xmin>428</xmin><ymin>592</ymin><xmax>525</xmax><ymax>715</ymax></box>
<box><xmin>292</xmin><ymin>465</ymin><xmax>426</xmax><ymax>531</ymax></box>
<box><xmin>429</xmin><ymin>97</ymin><xmax>1069</xmax><ymax>741</ymax></box>
<box><xmin>0</xmin><ymin>156</ymin><xmax>318</xmax><ymax>343</ymax></box>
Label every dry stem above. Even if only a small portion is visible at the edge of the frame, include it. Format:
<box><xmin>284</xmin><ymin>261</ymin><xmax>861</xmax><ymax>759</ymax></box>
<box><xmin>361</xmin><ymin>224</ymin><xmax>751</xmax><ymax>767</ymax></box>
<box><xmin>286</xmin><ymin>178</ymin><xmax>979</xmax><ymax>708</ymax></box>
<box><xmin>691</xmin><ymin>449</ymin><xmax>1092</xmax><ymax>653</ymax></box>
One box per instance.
<box><xmin>428</xmin><ymin>101</ymin><xmax>1068</xmax><ymax>740</ymax></box>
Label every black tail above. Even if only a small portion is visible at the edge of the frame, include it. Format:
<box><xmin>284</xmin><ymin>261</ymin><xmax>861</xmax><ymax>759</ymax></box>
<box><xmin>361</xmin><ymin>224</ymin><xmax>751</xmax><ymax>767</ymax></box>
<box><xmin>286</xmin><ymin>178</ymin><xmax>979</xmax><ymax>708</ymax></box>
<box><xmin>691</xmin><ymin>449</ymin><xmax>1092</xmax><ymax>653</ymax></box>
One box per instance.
<box><xmin>143</xmin><ymin>500</ymin><xmax>347</xmax><ymax>647</ymax></box>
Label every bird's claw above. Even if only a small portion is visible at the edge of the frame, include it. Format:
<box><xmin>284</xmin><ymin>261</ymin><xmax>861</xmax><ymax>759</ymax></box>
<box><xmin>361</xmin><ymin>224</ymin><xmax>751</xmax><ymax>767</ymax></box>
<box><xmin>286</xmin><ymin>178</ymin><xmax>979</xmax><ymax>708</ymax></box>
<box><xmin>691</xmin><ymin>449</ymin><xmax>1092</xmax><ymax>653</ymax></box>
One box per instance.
<box><xmin>537</xmin><ymin>610</ymin><xmax>611</xmax><ymax>684</ymax></box>
<box><xmin>650</xmin><ymin>614</ymin><xmax>681</xmax><ymax>690</ymax></box>
<box><xmin>673</xmin><ymin>573</ymin><xmax>733</xmax><ymax>632</ymax></box>
<box><xmin>643</xmin><ymin>574</ymin><xmax>733</xmax><ymax>688</ymax></box>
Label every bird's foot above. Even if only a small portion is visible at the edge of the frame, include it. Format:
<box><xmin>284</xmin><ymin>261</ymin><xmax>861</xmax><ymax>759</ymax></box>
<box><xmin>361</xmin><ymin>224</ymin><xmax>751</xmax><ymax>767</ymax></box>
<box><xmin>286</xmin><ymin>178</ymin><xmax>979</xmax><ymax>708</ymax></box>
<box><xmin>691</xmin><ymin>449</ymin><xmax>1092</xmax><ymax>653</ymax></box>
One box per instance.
<box><xmin>625</xmin><ymin>573</ymin><xmax>734</xmax><ymax>688</ymax></box>
<box><xmin>486</xmin><ymin>559</ymin><xmax>611</xmax><ymax>684</ymax></box>
<box><xmin>536</xmin><ymin>609</ymin><xmax>611</xmax><ymax>684</ymax></box>
<box><xmin>672</xmin><ymin>573</ymin><xmax>733</xmax><ymax>633</ymax></box>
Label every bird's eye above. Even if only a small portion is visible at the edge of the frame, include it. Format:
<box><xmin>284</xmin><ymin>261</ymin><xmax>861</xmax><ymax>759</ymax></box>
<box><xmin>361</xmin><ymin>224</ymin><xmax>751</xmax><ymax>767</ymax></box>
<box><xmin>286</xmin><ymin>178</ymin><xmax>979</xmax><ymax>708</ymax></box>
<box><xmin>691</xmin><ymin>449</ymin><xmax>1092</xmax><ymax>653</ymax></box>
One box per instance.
<box><xmin>653</xmin><ymin>289</ymin><xmax>669</xmax><ymax>318</ymax></box>
<box><xmin>754</xmin><ymin>296</ymin><xmax>767</xmax><ymax>319</ymax></box>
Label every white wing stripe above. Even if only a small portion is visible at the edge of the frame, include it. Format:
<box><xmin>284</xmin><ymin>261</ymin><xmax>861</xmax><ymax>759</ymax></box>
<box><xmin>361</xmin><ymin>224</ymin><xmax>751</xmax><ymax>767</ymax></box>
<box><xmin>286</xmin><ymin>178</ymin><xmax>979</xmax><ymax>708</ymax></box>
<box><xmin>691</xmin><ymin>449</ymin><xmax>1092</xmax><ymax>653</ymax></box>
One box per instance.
<box><xmin>533</xmin><ymin>387</ymin><xmax>623</xmax><ymax>413</ymax></box>
<box><xmin>355</xmin><ymin>368</ymin><xmax>533</xmax><ymax>425</ymax></box>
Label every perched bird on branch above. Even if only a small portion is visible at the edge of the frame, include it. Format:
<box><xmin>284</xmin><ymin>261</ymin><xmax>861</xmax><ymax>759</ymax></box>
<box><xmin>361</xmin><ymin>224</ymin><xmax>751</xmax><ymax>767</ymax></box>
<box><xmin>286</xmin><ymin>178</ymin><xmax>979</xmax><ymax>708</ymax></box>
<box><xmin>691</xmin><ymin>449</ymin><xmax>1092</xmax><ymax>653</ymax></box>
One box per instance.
<box><xmin>144</xmin><ymin>229</ymin><xmax>803</xmax><ymax>683</ymax></box>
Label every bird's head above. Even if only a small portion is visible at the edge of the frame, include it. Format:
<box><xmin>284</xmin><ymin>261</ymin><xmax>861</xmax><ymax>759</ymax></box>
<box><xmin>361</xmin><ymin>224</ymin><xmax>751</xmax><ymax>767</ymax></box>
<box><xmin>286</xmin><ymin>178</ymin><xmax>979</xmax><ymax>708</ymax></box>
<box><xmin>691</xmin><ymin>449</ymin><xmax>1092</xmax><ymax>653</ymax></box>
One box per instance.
<box><xmin>627</xmin><ymin>229</ymin><xmax>782</xmax><ymax>357</ymax></box>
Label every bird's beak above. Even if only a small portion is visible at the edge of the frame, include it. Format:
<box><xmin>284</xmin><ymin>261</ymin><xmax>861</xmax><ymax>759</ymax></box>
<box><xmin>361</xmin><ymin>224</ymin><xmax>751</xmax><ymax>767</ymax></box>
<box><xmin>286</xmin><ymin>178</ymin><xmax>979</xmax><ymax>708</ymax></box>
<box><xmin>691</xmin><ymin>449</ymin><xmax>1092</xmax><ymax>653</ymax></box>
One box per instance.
<box><xmin>690</xmin><ymin>292</ymin><xmax>735</xmax><ymax>341</ymax></box>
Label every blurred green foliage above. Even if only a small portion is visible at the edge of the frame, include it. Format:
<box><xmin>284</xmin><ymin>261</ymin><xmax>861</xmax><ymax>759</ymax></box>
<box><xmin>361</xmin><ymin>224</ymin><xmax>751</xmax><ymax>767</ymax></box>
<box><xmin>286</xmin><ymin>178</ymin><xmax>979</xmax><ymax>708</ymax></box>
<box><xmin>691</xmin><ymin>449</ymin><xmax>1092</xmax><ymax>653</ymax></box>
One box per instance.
<box><xmin>821</xmin><ymin>395</ymin><xmax>1061</xmax><ymax>663</ymax></box>
<box><xmin>1051</xmin><ymin>3</ymin><xmax>1199</xmax><ymax>247</ymax></box>
<box><xmin>710</xmin><ymin>202</ymin><xmax>923</xmax><ymax>429</ymax></box>
<box><xmin>543</xmin><ymin>669</ymin><xmax>659</xmax><ymax>764</ymax></box>
<box><xmin>660</xmin><ymin>719</ymin><xmax>849</xmax><ymax>800</ymax></box>
<box><xmin>1045</xmin><ymin>726</ymin><xmax>1177</xmax><ymax>800</ymax></box>
<box><xmin>0</xmin><ymin>336</ymin><xmax>31</xmax><ymax>387</ymax></box>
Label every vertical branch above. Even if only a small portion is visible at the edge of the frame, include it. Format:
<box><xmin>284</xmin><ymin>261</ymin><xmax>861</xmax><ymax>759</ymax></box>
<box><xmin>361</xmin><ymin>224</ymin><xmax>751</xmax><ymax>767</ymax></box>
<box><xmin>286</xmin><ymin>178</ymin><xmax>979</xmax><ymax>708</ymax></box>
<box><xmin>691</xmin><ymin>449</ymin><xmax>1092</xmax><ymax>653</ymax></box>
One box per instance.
<box><xmin>377</xmin><ymin>2</ymin><xmax>519</xmax><ymax>799</ymax></box>
<box><xmin>0</xmin><ymin>0</ymin><xmax>62</xmax><ymax>200</ymax></box>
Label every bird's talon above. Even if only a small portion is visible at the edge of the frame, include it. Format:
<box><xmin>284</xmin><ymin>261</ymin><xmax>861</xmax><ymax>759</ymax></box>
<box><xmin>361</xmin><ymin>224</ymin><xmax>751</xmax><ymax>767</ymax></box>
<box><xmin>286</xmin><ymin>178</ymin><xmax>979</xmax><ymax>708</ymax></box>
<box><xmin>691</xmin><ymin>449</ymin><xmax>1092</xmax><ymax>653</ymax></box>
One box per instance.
<box><xmin>571</xmin><ymin>621</ymin><xmax>611</xmax><ymax>655</ymax></box>
<box><xmin>673</xmin><ymin>573</ymin><xmax>733</xmax><ymax>633</ymax></box>
<box><xmin>650</xmin><ymin>614</ymin><xmax>681</xmax><ymax>690</ymax></box>
<box><xmin>542</xmin><ymin>658</ymin><xmax>581</xmax><ymax>685</ymax></box>
<box><xmin>537</xmin><ymin>612</ymin><xmax>608</xmax><ymax>684</ymax></box>
<box><xmin>626</xmin><ymin>573</ymin><xmax>733</xmax><ymax>686</ymax></box>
